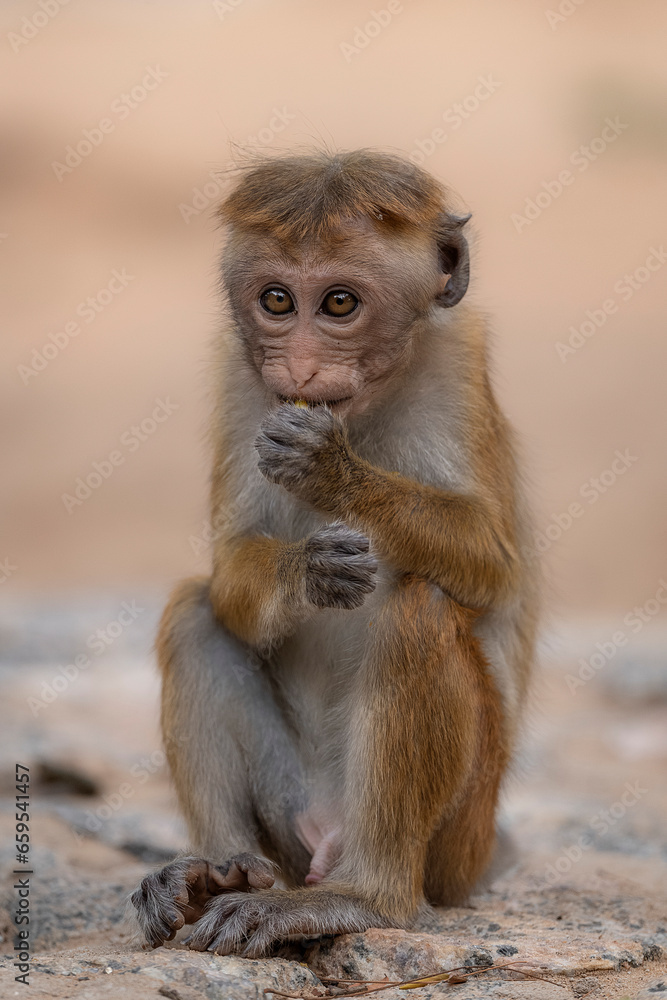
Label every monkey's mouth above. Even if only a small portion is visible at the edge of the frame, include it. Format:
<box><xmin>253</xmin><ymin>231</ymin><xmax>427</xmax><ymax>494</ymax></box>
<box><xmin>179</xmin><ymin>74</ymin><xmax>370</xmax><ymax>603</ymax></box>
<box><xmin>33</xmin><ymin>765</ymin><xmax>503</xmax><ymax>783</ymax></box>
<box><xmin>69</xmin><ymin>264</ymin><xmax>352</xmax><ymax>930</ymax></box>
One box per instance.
<box><xmin>278</xmin><ymin>394</ymin><xmax>352</xmax><ymax>409</ymax></box>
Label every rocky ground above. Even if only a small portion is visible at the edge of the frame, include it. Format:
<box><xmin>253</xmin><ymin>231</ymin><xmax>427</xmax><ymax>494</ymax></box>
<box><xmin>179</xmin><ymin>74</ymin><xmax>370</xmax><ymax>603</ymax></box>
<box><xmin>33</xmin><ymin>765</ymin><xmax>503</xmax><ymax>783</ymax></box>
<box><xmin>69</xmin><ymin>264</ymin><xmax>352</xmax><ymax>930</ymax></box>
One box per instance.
<box><xmin>0</xmin><ymin>598</ymin><xmax>666</xmax><ymax>999</ymax></box>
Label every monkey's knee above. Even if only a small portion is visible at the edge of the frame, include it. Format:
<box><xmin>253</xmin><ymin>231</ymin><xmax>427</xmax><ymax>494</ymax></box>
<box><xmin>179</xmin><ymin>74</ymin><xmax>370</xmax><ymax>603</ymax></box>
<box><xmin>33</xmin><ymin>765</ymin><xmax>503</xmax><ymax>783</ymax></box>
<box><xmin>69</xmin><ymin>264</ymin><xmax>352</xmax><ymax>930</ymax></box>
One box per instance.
<box><xmin>157</xmin><ymin>575</ymin><xmax>211</xmax><ymax>663</ymax></box>
<box><xmin>382</xmin><ymin>575</ymin><xmax>479</xmax><ymax>652</ymax></box>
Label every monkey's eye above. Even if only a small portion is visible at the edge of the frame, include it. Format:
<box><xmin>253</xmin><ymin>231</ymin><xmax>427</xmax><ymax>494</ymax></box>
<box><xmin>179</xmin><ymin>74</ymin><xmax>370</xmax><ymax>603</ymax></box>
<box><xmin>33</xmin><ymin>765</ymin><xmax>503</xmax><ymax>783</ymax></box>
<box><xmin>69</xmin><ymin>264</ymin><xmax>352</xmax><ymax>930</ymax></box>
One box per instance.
<box><xmin>260</xmin><ymin>288</ymin><xmax>295</xmax><ymax>315</ymax></box>
<box><xmin>320</xmin><ymin>290</ymin><xmax>358</xmax><ymax>317</ymax></box>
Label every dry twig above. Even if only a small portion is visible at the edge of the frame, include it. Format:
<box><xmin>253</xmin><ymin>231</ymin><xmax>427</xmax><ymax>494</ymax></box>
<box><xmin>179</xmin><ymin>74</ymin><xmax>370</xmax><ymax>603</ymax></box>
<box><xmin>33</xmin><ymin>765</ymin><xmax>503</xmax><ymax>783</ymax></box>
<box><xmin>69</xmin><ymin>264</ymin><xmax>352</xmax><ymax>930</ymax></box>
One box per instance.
<box><xmin>265</xmin><ymin>959</ymin><xmax>565</xmax><ymax>997</ymax></box>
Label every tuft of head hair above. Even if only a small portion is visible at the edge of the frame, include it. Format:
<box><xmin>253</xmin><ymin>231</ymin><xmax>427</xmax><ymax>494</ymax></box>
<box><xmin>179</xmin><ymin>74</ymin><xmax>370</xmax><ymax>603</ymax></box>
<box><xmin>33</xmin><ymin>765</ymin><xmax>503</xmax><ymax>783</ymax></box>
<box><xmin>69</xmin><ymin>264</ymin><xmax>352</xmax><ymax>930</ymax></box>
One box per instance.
<box><xmin>218</xmin><ymin>149</ymin><xmax>451</xmax><ymax>247</ymax></box>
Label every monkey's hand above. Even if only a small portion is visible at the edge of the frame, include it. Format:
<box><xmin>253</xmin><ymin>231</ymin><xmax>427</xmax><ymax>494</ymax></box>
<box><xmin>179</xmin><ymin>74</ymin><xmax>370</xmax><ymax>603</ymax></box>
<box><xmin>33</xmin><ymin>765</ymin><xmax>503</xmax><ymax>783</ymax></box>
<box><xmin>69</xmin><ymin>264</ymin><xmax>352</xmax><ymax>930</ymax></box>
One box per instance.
<box><xmin>186</xmin><ymin>886</ymin><xmax>387</xmax><ymax>957</ymax></box>
<box><xmin>130</xmin><ymin>853</ymin><xmax>276</xmax><ymax>948</ymax></box>
<box><xmin>305</xmin><ymin>523</ymin><xmax>377</xmax><ymax>610</ymax></box>
<box><xmin>255</xmin><ymin>403</ymin><xmax>348</xmax><ymax>503</ymax></box>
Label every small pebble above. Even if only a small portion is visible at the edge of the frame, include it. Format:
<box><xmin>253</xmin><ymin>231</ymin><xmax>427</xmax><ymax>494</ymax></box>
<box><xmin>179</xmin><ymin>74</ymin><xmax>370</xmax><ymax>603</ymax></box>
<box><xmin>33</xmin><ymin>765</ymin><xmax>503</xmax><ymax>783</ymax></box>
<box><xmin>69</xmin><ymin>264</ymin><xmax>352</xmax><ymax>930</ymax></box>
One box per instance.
<box><xmin>573</xmin><ymin>976</ymin><xmax>599</xmax><ymax>996</ymax></box>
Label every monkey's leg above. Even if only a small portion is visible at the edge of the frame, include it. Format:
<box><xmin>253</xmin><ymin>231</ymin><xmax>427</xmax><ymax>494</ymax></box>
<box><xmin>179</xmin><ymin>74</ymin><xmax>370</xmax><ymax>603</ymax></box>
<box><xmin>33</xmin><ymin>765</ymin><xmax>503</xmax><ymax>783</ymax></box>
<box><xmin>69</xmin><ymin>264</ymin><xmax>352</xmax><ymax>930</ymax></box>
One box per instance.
<box><xmin>337</xmin><ymin>575</ymin><xmax>507</xmax><ymax>912</ymax></box>
<box><xmin>132</xmin><ymin>577</ymin><xmax>311</xmax><ymax>946</ymax></box>
<box><xmin>186</xmin><ymin>576</ymin><xmax>507</xmax><ymax>957</ymax></box>
<box><xmin>423</xmin><ymin>658</ymin><xmax>509</xmax><ymax>908</ymax></box>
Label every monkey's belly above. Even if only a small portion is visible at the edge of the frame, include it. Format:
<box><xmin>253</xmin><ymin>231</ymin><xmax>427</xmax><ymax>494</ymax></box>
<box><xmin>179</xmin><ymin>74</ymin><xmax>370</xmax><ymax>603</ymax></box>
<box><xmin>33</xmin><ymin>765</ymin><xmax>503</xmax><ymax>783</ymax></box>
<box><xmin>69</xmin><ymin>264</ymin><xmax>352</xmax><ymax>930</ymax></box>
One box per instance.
<box><xmin>273</xmin><ymin>568</ymin><xmax>393</xmax><ymax>880</ymax></box>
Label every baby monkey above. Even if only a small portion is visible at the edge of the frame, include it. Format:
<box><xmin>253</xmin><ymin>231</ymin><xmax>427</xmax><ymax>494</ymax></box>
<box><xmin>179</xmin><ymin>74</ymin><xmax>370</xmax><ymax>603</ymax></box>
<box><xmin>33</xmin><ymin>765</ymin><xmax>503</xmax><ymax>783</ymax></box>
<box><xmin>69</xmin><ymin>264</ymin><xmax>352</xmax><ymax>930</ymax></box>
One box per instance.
<box><xmin>131</xmin><ymin>149</ymin><xmax>537</xmax><ymax>957</ymax></box>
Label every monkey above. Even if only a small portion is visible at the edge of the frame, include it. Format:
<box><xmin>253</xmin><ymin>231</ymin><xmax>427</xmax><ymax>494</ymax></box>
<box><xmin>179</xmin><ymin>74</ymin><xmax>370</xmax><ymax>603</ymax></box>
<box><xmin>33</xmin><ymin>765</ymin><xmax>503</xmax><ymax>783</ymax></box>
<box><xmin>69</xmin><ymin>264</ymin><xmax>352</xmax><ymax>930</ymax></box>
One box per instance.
<box><xmin>131</xmin><ymin>149</ymin><xmax>538</xmax><ymax>958</ymax></box>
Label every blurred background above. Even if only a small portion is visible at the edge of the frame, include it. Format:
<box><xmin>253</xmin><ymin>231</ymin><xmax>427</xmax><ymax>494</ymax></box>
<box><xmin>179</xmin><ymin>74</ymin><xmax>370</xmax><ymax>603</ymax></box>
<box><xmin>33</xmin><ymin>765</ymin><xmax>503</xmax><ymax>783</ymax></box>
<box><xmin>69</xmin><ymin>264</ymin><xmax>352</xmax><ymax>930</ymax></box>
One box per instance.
<box><xmin>1</xmin><ymin>0</ymin><xmax>666</xmax><ymax>984</ymax></box>
<box><xmin>2</xmin><ymin>0</ymin><xmax>666</xmax><ymax>611</ymax></box>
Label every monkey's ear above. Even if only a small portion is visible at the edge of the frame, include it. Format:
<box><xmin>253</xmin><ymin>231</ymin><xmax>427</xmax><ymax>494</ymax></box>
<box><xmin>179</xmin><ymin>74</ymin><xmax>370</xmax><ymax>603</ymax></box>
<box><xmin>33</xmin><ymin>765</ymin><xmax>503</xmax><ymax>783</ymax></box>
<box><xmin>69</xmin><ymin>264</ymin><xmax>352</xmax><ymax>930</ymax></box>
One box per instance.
<box><xmin>435</xmin><ymin>212</ymin><xmax>471</xmax><ymax>308</ymax></box>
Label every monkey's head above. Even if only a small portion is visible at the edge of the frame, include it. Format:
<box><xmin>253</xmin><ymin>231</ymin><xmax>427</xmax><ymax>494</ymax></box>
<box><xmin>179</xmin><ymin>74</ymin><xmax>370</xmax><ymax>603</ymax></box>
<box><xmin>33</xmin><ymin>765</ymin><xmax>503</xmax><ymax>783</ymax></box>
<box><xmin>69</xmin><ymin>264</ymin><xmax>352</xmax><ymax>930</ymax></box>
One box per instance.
<box><xmin>219</xmin><ymin>150</ymin><xmax>471</xmax><ymax>417</ymax></box>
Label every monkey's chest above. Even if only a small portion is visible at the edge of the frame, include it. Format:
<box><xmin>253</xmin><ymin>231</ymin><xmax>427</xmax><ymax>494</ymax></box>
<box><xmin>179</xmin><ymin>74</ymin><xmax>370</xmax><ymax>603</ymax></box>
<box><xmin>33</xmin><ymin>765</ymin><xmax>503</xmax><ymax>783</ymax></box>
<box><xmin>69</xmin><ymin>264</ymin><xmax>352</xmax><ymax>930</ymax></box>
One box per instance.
<box><xmin>274</xmin><ymin>568</ymin><xmax>391</xmax><ymax>742</ymax></box>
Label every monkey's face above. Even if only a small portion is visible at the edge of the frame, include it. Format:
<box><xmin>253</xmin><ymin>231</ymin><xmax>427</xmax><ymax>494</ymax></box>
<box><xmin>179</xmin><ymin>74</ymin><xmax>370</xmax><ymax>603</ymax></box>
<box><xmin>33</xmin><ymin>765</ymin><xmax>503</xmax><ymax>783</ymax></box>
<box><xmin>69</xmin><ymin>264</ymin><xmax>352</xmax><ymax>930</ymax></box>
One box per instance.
<box><xmin>224</xmin><ymin>220</ymin><xmax>444</xmax><ymax>418</ymax></box>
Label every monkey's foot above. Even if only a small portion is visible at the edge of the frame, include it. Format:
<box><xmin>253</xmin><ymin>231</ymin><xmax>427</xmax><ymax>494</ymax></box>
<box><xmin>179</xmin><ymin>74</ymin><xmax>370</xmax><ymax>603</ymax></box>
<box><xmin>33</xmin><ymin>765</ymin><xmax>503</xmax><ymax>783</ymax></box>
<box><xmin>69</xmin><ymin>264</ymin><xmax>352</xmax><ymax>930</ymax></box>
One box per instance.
<box><xmin>130</xmin><ymin>854</ymin><xmax>276</xmax><ymax>948</ymax></box>
<box><xmin>185</xmin><ymin>887</ymin><xmax>389</xmax><ymax>958</ymax></box>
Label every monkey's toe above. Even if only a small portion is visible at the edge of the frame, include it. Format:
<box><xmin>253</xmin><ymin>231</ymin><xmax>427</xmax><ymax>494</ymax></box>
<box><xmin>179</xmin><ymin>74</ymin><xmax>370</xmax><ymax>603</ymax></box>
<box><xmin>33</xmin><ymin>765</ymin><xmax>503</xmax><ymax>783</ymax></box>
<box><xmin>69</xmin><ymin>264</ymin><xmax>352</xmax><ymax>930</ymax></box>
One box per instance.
<box><xmin>186</xmin><ymin>892</ymin><xmax>271</xmax><ymax>956</ymax></box>
<box><xmin>215</xmin><ymin>852</ymin><xmax>277</xmax><ymax>891</ymax></box>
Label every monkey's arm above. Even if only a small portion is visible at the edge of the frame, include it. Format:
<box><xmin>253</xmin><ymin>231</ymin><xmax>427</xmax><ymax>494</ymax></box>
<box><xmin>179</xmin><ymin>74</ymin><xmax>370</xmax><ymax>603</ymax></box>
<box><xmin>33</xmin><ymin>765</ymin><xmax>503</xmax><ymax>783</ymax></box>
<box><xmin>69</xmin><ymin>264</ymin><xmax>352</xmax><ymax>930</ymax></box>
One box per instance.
<box><xmin>255</xmin><ymin>406</ymin><xmax>518</xmax><ymax>609</ymax></box>
<box><xmin>210</xmin><ymin>535</ymin><xmax>301</xmax><ymax>649</ymax></box>
<box><xmin>210</xmin><ymin>525</ymin><xmax>377</xmax><ymax>649</ymax></box>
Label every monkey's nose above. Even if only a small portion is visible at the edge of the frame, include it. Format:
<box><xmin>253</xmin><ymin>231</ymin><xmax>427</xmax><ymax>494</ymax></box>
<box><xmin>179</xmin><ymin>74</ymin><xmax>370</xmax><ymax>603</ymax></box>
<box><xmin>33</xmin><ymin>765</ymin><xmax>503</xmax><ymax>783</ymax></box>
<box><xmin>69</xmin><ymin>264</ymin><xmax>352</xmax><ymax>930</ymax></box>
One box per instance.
<box><xmin>289</xmin><ymin>362</ymin><xmax>321</xmax><ymax>392</ymax></box>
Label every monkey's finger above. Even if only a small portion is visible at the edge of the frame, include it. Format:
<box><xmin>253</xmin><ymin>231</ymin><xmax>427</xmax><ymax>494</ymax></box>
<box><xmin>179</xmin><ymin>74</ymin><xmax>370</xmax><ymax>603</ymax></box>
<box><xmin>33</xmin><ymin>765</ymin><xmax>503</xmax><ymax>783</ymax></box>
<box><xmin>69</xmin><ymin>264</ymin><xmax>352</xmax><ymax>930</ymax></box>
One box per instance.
<box><xmin>258</xmin><ymin>406</ymin><xmax>334</xmax><ymax>447</ymax></box>
<box><xmin>309</xmin><ymin>584</ymin><xmax>377</xmax><ymax>611</ymax></box>
<box><xmin>254</xmin><ymin>435</ymin><xmax>303</xmax><ymax>462</ymax></box>
<box><xmin>293</xmin><ymin>402</ymin><xmax>336</xmax><ymax>430</ymax></box>
<box><xmin>311</xmin><ymin>573</ymin><xmax>378</xmax><ymax>598</ymax></box>
<box><xmin>256</xmin><ymin>460</ymin><xmax>289</xmax><ymax>485</ymax></box>
<box><xmin>130</xmin><ymin>886</ymin><xmax>145</xmax><ymax>908</ymax></box>
<box><xmin>309</xmin><ymin>553</ymin><xmax>379</xmax><ymax>578</ymax></box>
<box><xmin>213</xmin><ymin>854</ymin><xmax>276</xmax><ymax>890</ymax></box>
<box><xmin>169</xmin><ymin>911</ymin><xmax>186</xmax><ymax>932</ymax></box>
<box><xmin>132</xmin><ymin>881</ymin><xmax>179</xmax><ymax>942</ymax></box>
<box><xmin>231</xmin><ymin>856</ymin><xmax>276</xmax><ymax>889</ymax></box>
<box><xmin>182</xmin><ymin>859</ymin><xmax>210</xmax><ymax>885</ymax></box>
<box><xmin>137</xmin><ymin>910</ymin><xmax>181</xmax><ymax>949</ymax></box>
<box><xmin>280</xmin><ymin>400</ymin><xmax>334</xmax><ymax>426</ymax></box>
<box><xmin>256</xmin><ymin>425</ymin><xmax>303</xmax><ymax>448</ymax></box>
<box><xmin>247</xmin><ymin>869</ymin><xmax>275</xmax><ymax>889</ymax></box>
<box><xmin>130</xmin><ymin>875</ymin><xmax>171</xmax><ymax>912</ymax></box>
<box><xmin>325</xmin><ymin>574</ymin><xmax>378</xmax><ymax>597</ymax></box>
<box><xmin>212</xmin><ymin>862</ymin><xmax>251</xmax><ymax>891</ymax></box>
<box><xmin>256</xmin><ymin>457</ymin><xmax>306</xmax><ymax>488</ymax></box>
<box><xmin>324</xmin><ymin>550</ymin><xmax>377</xmax><ymax>569</ymax></box>
<box><xmin>206</xmin><ymin>864</ymin><xmax>237</xmax><ymax>892</ymax></box>
<box><xmin>257</xmin><ymin>406</ymin><xmax>313</xmax><ymax>437</ymax></box>
<box><xmin>173</xmin><ymin>885</ymin><xmax>190</xmax><ymax>907</ymax></box>
<box><xmin>331</xmin><ymin>535</ymin><xmax>371</xmax><ymax>555</ymax></box>
<box><xmin>148</xmin><ymin>907</ymin><xmax>184</xmax><ymax>945</ymax></box>
<box><xmin>333</xmin><ymin>567</ymin><xmax>379</xmax><ymax>589</ymax></box>
<box><xmin>309</xmin><ymin>524</ymin><xmax>371</xmax><ymax>555</ymax></box>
